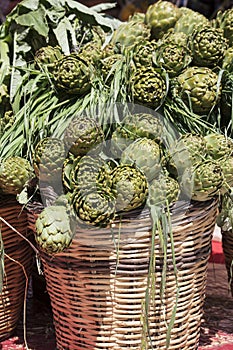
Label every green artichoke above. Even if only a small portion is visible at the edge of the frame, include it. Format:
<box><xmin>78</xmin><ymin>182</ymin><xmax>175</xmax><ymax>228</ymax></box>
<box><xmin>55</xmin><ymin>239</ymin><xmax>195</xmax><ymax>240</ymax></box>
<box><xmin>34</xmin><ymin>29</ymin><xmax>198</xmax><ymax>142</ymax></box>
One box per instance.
<box><xmin>222</xmin><ymin>47</ymin><xmax>233</xmax><ymax>72</ymax></box>
<box><xmin>174</xmin><ymin>7</ymin><xmax>209</xmax><ymax>35</ymax></box>
<box><xmin>0</xmin><ymin>156</ymin><xmax>34</xmax><ymax>195</ymax></box>
<box><xmin>53</xmin><ymin>53</ymin><xmax>91</xmax><ymax>96</ymax></box>
<box><xmin>171</xmin><ymin>66</ymin><xmax>221</xmax><ymax>115</ymax></box>
<box><xmin>130</xmin><ymin>66</ymin><xmax>167</xmax><ymax>109</ymax></box>
<box><xmin>73</xmin><ymin>189</ymin><xmax>116</xmax><ymax>227</ymax></box>
<box><xmin>35</xmin><ymin>198</ymin><xmax>75</xmax><ymax>254</ymax></box>
<box><xmin>154</xmin><ymin>39</ymin><xmax>192</xmax><ymax>77</ymax></box>
<box><xmin>166</xmin><ymin>133</ymin><xmax>207</xmax><ymax>177</ymax></box>
<box><xmin>111</xmin><ymin>164</ymin><xmax>148</xmax><ymax>212</ymax></box>
<box><xmin>145</xmin><ymin>0</ymin><xmax>181</xmax><ymax>40</ymax></box>
<box><xmin>34</xmin><ymin>45</ymin><xmax>63</xmax><ymax>71</ymax></box>
<box><xmin>189</xmin><ymin>26</ymin><xmax>228</xmax><ymax>68</ymax></box>
<box><xmin>110</xmin><ymin>20</ymin><xmax>150</xmax><ymax>49</ymax></box>
<box><xmin>63</xmin><ymin>115</ymin><xmax>104</xmax><ymax>156</ymax></box>
<box><xmin>120</xmin><ymin>137</ymin><xmax>162</xmax><ymax>182</ymax></box>
<box><xmin>65</xmin><ymin>155</ymin><xmax>113</xmax><ymax>197</ymax></box>
<box><xmin>147</xmin><ymin>174</ymin><xmax>180</xmax><ymax>207</ymax></box>
<box><xmin>181</xmin><ymin>160</ymin><xmax>223</xmax><ymax>201</ymax></box>
<box><xmin>0</xmin><ymin>110</ymin><xmax>15</xmax><ymax>138</ymax></box>
<box><xmin>132</xmin><ymin>40</ymin><xmax>157</xmax><ymax>68</ymax></box>
<box><xmin>110</xmin><ymin>113</ymin><xmax>164</xmax><ymax>157</ymax></box>
<box><xmin>204</xmin><ymin>133</ymin><xmax>233</xmax><ymax>160</ymax></box>
<box><xmin>219</xmin><ymin>155</ymin><xmax>233</xmax><ymax>193</ymax></box>
<box><xmin>100</xmin><ymin>53</ymin><xmax>125</xmax><ymax>85</ymax></box>
<box><xmin>33</xmin><ymin>138</ymin><xmax>66</xmax><ymax>184</ymax></box>
<box><xmin>215</xmin><ymin>9</ymin><xmax>233</xmax><ymax>46</ymax></box>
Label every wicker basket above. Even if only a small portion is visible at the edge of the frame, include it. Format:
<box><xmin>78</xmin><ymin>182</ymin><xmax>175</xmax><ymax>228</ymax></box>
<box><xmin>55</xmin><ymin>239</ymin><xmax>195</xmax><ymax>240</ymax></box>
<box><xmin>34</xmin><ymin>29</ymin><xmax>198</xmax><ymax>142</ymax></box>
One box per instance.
<box><xmin>221</xmin><ymin>229</ymin><xmax>233</xmax><ymax>296</ymax></box>
<box><xmin>0</xmin><ymin>196</ymin><xmax>34</xmax><ymax>340</ymax></box>
<box><xmin>28</xmin><ymin>198</ymin><xmax>218</xmax><ymax>350</ymax></box>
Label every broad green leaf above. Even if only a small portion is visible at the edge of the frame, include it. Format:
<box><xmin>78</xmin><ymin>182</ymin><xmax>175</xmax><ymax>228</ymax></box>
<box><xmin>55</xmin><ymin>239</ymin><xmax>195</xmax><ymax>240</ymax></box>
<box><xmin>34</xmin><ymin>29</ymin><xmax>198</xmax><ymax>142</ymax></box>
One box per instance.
<box><xmin>15</xmin><ymin>8</ymin><xmax>49</xmax><ymax>37</ymax></box>
<box><xmin>53</xmin><ymin>18</ymin><xmax>72</xmax><ymax>54</ymax></box>
<box><xmin>90</xmin><ymin>2</ymin><xmax>117</xmax><ymax>12</ymax></box>
<box><xmin>17</xmin><ymin>0</ymin><xmax>40</xmax><ymax>11</ymax></box>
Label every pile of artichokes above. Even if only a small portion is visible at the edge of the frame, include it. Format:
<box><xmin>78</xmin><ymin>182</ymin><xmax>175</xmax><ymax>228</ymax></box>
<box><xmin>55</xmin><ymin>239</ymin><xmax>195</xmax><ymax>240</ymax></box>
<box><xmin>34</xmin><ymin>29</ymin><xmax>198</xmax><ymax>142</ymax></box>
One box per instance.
<box><xmin>1</xmin><ymin>0</ymin><xmax>233</xmax><ymax>254</ymax></box>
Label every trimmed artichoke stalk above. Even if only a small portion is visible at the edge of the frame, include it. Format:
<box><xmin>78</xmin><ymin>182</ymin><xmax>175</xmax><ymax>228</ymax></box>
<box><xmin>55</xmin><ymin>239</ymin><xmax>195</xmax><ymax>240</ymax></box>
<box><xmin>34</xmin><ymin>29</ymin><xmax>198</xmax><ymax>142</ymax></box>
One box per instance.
<box><xmin>33</xmin><ymin>137</ymin><xmax>66</xmax><ymax>184</ymax></box>
<box><xmin>147</xmin><ymin>174</ymin><xmax>180</xmax><ymax>207</ymax></box>
<box><xmin>0</xmin><ymin>156</ymin><xmax>34</xmax><ymax>195</ymax></box>
<box><xmin>204</xmin><ymin>133</ymin><xmax>233</xmax><ymax>160</ymax></box>
<box><xmin>180</xmin><ymin>160</ymin><xmax>223</xmax><ymax>202</ymax></box>
<box><xmin>73</xmin><ymin>189</ymin><xmax>116</xmax><ymax>227</ymax></box>
<box><xmin>130</xmin><ymin>66</ymin><xmax>167</xmax><ymax>109</ymax></box>
<box><xmin>34</xmin><ymin>45</ymin><xmax>63</xmax><ymax>72</ymax></box>
<box><xmin>110</xmin><ymin>20</ymin><xmax>150</xmax><ymax>49</ymax></box>
<box><xmin>145</xmin><ymin>0</ymin><xmax>181</xmax><ymax>40</ymax></box>
<box><xmin>35</xmin><ymin>198</ymin><xmax>75</xmax><ymax>254</ymax></box>
<box><xmin>120</xmin><ymin>137</ymin><xmax>162</xmax><ymax>182</ymax></box>
<box><xmin>110</xmin><ymin>113</ymin><xmax>164</xmax><ymax>158</ymax></box>
<box><xmin>171</xmin><ymin>66</ymin><xmax>221</xmax><ymax>115</ymax></box>
<box><xmin>215</xmin><ymin>9</ymin><xmax>233</xmax><ymax>46</ymax></box>
<box><xmin>63</xmin><ymin>115</ymin><xmax>104</xmax><ymax>157</ymax></box>
<box><xmin>166</xmin><ymin>133</ymin><xmax>207</xmax><ymax>178</ymax></box>
<box><xmin>111</xmin><ymin>164</ymin><xmax>148</xmax><ymax>212</ymax></box>
<box><xmin>189</xmin><ymin>26</ymin><xmax>228</xmax><ymax>68</ymax></box>
<box><xmin>53</xmin><ymin>53</ymin><xmax>91</xmax><ymax>96</ymax></box>
<box><xmin>174</xmin><ymin>7</ymin><xmax>209</xmax><ymax>35</ymax></box>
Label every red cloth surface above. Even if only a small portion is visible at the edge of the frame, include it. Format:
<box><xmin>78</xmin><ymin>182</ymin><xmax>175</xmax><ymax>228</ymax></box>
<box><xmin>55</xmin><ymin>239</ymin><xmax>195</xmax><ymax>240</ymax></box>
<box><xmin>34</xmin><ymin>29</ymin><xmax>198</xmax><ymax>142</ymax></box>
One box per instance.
<box><xmin>210</xmin><ymin>240</ymin><xmax>225</xmax><ymax>264</ymax></box>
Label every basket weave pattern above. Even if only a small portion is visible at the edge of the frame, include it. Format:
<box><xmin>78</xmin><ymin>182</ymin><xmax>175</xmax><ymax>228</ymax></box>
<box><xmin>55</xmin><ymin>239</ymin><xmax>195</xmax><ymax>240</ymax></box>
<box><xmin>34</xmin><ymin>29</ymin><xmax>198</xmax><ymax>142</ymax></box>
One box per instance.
<box><xmin>221</xmin><ymin>230</ymin><xmax>233</xmax><ymax>296</ymax></box>
<box><xmin>29</xmin><ymin>199</ymin><xmax>218</xmax><ymax>350</ymax></box>
<box><xmin>0</xmin><ymin>196</ymin><xmax>34</xmax><ymax>340</ymax></box>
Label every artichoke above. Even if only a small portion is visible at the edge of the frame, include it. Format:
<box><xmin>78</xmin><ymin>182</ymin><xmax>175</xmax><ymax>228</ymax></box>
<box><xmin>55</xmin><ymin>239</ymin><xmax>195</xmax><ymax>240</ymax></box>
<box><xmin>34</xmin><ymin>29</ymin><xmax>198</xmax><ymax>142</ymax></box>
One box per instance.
<box><xmin>0</xmin><ymin>156</ymin><xmax>34</xmax><ymax>195</ymax></box>
<box><xmin>73</xmin><ymin>189</ymin><xmax>116</xmax><ymax>227</ymax></box>
<box><xmin>100</xmin><ymin>53</ymin><xmax>125</xmax><ymax>85</ymax></box>
<box><xmin>78</xmin><ymin>41</ymin><xmax>103</xmax><ymax>67</ymax></box>
<box><xmin>171</xmin><ymin>66</ymin><xmax>221</xmax><ymax>115</ymax></box>
<box><xmin>0</xmin><ymin>110</ymin><xmax>15</xmax><ymax>138</ymax></box>
<box><xmin>64</xmin><ymin>154</ymin><xmax>113</xmax><ymax>197</ymax></box>
<box><xmin>204</xmin><ymin>133</ymin><xmax>233</xmax><ymax>160</ymax></box>
<box><xmin>132</xmin><ymin>40</ymin><xmax>157</xmax><ymax>68</ymax></box>
<box><xmin>147</xmin><ymin>174</ymin><xmax>180</xmax><ymax>207</ymax></box>
<box><xmin>33</xmin><ymin>138</ymin><xmax>66</xmax><ymax>184</ymax></box>
<box><xmin>181</xmin><ymin>160</ymin><xmax>223</xmax><ymax>202</ymax></box>
<box><xmin>53</xmin><ymin>53</ymin><xmax>91</xmax><ymax>96</ymax></box>
<box><xmin>145</xmin><ymin>0</ymin><xmax>181</xmax><ymax>40</ymax></box>
<box><xmin>130</xmin><ymin>66</ymin><xmax>167</xmax><ymax>109</ymax></box>
<box><xmin>222</xmin><ymin>47</ymin><xmax>233</xmax><ymax>72</ymax></box>
<box><xmin>174</xmin><ymin>7</ymin><xmax>209</xmax><ymax>35</ymax></box>
<box><xmin>35</xmin><ymin>198</ymin><xmax>75</xmax><ymax>254</ymax></box>
<box><xmin>110</xmin><ymin>113</ymin><xmax>164</xmax><ymax>157</ymax></box>
<box><xmin>154</xmin><ymin>39</ymin><xmax>192</xmax><ymax>77</ymax></box>
<box><xmin>111</xmin><ymin>164</ymin><xmax>148</xmax><ymax>212</ymax></box>
<box><xmin>215</xmin><ymin>9</ymin><xmax>233</xmax><ymax>46</ymax></box>
<box><xmin>110</xmin><ymin>20</ymin><xmax>150</xmax><ymax>49</ymax></box>
<box><xmin>166</xmin><ymin>133</ymin><xmax>207</xmax><ymax>177</ymax></box>
<box><xmin>63</xmin><ymin>115</ymin><xmax>104</xmax><ymax>156</ymax></box>
<box><xmin>120</xmin><ymin>137</ymin><xmax>162</xmax><ymax>182</ymax></box>
<box><xmin>34</xmin><ymin>45</ymin><xmax>63</xmax><ymax>71</ymax></box>
<box><xmin>189</xmin><ymin>26</ymin><xmax>228</xmax><ymax>68</ymax></box>
<box><xmin>219</xmin><ymin>156</ymin><xmax>233</xmax><ymax>193</ymax></box>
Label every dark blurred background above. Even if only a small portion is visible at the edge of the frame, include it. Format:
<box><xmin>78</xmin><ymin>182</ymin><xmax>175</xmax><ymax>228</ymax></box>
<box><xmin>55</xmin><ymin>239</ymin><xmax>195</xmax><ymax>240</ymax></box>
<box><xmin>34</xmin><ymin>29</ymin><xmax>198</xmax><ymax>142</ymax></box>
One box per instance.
<box><xmin>0</xmin><ymin>0</ymin><xmax>233</xmax><ymax>24</ymax></box>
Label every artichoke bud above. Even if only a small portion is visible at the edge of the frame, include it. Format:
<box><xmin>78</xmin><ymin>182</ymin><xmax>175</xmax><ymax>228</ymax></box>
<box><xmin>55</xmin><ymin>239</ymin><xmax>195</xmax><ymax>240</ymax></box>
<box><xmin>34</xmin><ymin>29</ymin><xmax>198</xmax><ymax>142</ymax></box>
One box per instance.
<box><xmin>35</xmin><ymin>201</ymin><xmax>75</xmax><ymax>254</ymax></box>
<box><xmin>147</xmin><ymin>174</ymin><xmax>180</xmax><ymax>208</ymax></box>
<box><xmin>34</xmin><ymin>45</ymin><xmax>63</xmax><ymax>72</ymax></box>
<box><xmin>181</xmin><ymin>160</ymin><xmax>223</xmax><ymax>202</ymax></box>
<box><xmin>130</xmin><ymin>66</ymin><xmax>167</xmax><ymax>109</ymax></box>
<box><xmin>111</xmin><ymin>164</ymin><xmax>148</xmax><ymax>212</ymax></box>
<box><xmin>0</xmin><ymin>156</ymin><xmax>34</xmax><ymax>195</ymax></box>
<box><xmin>33</xmin><ymin>137</ymin><xmax>66</xmax><ymax>185</ymax></box>
<box><xmin>53</xmin><ymin>53</ymin><xmax>91</xmax><ymax>96</ymax></box>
